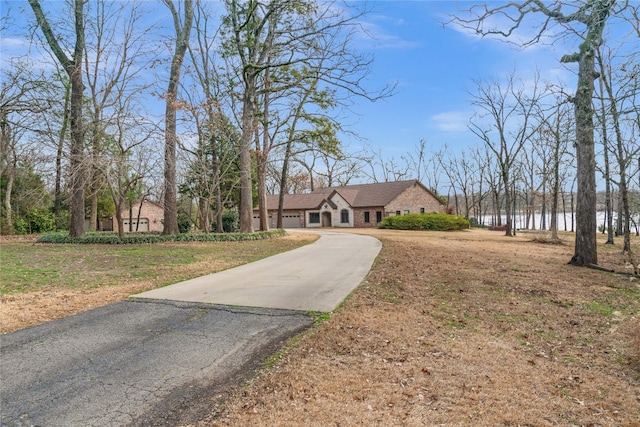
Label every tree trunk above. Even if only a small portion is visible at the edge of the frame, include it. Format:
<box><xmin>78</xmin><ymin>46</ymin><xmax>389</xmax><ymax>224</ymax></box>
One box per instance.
<box><xmin>567</xmin><ymin>0</ymin><xmax>613</xmax><ymax>266</ymax></box>
<box><xmin>541</xmin><ymin>180</ymin><xmax>547</xmax><ymax>230</ymax></box>
<box><xmin>601</xmin><ymin>114</ymin><xmax>615</xmax><ymax>245</ymax></box>
<box><xmin>68</xmin><ymin>62</ymin><xmax>86</xmax><ymax>237</ymax></box>
<box><xmin>115</xmin><ymin>197</ymin><xmax>125</xmax><ymax>239</ymax></box>
<box><xmin>136</xmin><ymin>196</ymin><xmax>146</xmax><ymax>232</ymax></box>
<box><xmin>210</xmin><ymin>134</ymin><xmax>223</xmax><ymax>233</ymax></box>
<box><xmin>29</xmin><ymin>0</ymin><xmax>87</xmax><ymax>237</ymax></box>
<box><xmin>4</xmin><ymin>168</ymin><xmax>14</xmax><ymax>234</ymax></box>
<box><xmin>503</xmin><ymin>173</ymin><xmax>513</xmax><ymax>236</ymax></box>
<box><xmin>277</xmin><ymin>139</ymin><xmax>294</xmax><ymax>229</ymax></box>
<box><xmin>54</xmin><ymin>82</ymin><xmax>70</xmax><ymax>225</ymax></box>
<box><xmin>256</xmin><ymin>65</ymin><xmax>270</xmax><ymax>232</ymax></box>
<box><xmin>550</xmin><ymin>132</ymin><xmax>561</xmax><ymax>241</ymax></box>
<box><xmin>198</xmin><ymin>196</ymin><xmax>210</xmax><ymax>233</ymax></box>
<box><xmin>162</xmin><ymin>0</ymin><xmax>193</xmax><ymax>235</ymax></box>
<box><xmin>598</xmin><ymin>46</ymin><xmax>632</xmax><ymax>252</ymax></box>
<box><xmin>257</xmin><ymin>150</ymin><xmax>268</xmax><ymax>231</ymax></box>
<box><xmin>239</xmin><ymin>76</ymin><xmax>256</xmax><ymax>233</ymax></box>
<box><xmin>596</xmin><ymin>56</ymin><xmax>615</xmax><ymax>244</ymax></box>
<box><xmin>570</xmin><ymin>91</ymin><xmax>598</xmax><ymax>266</ymax></box>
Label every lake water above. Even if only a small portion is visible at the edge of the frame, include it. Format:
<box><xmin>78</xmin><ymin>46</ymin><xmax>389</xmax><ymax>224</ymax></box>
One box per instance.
<box><xmin>477</xmin><ymin>211</ymin><xmax>612</xmax><ymax>231</ymax></box>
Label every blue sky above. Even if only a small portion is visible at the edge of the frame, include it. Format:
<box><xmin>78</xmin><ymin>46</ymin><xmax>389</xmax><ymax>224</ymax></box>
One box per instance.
<box><xmin>3</xmin><ymin>0</ymin><xmax>628</xmax><ymax>187</ymax></box>
<box><xmin>343</xmin><ymin>1</ymin><xmax>576</xmax><ymax>159</ymax></box>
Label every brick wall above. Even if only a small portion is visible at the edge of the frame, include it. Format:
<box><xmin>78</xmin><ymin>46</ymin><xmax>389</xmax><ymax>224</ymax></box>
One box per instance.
<box><xmin>352</xmin><ymin>207</ymin><xmax>384</xmax><ymax>228</ymax></box>
<box><xmin>114</xmin><ymin>200</ymin><xmax>164</xmax><ymax>233</ymax></box>
<box><xmin>385</xmin><ymin>183</ymin><xmax>444</xmax><ymax>216</ymax></box>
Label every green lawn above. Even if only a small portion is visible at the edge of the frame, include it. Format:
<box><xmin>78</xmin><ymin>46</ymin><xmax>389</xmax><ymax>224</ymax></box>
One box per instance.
<box><xmin>0</xmin><ymin>236</ymin><xmax>314</xmax><ymax>294</ymax></box>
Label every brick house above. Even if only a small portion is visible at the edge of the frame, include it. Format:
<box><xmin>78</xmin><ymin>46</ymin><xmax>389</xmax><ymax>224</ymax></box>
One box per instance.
<box><xmin>112</xmin><ymin>199</ymin><xmax>164</xmax><ymax>233</ymax></box>
<box><xmin>253</xmin><ymin>180</ymin><xmax>446</xmax><ymax>229</ymax></box>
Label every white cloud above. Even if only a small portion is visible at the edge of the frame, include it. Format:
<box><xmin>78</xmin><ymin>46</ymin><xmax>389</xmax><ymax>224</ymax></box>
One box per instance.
<box><xmin>354</xmin><ymin>10</ymin><xmax>423</xmax><ymax>51</ymax></box>
<box><xmin>430</xmin><ymin>110</ymin><xmax>470</xmax><ymax>132</ymax></box>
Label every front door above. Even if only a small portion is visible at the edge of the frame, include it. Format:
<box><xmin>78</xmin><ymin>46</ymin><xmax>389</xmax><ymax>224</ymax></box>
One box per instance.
<box><xmin>321</xmin><ymin>211</ymin><xmax>332</xmax><ymax>227</ymax></box>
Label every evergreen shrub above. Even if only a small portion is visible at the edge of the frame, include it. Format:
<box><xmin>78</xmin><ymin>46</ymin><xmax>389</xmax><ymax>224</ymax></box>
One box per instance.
<box><xmin>378</xmin><ymin>212</ymin><xmax>469</xmax><ymax>231</ymax></box>
<box><xmin>222</xmin><ymin>210</ymin><xmax>239</xmax><ymax>233</ymax></box>
<box><xmin>37</xmin><ymin>229</ymin><xmax>286</xmax><ymax>244</ymax></box>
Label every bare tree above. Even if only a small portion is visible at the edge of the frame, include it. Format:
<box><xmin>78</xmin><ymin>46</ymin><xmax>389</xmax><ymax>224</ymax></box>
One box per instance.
<box><xmin>83</xmin><ymin>0</ymin><xmax>155</xmax><ymax>231</ymax></box>
<box><xmin>0</xmin><ymin>62</ymin><xmax>46</xmax><ymax>233</ymax></box>
<box><xmin>101</xmin><ymin>113</ymin><xmax>156</xmax><ymax>238</ymax></box>
<box><xmin>536</xmin><ymin>96</ymin><xmax>574</xmax><ymax>240</ymax></box>
<box><xmin>28</xmin><ymin>0</ymin><xmax>86</xmax><ymax>237</ymax></box>
<box><xmin>468</xmin><ymin>71</ymin><xmax>544</xmax><ymax>236</ymax></box>
<box><xmin>187</xmin><ymin>0</ymin><xmax>230</xmax><ymax>232</ymax></box>
<box><xmin>596</xmin><ymin>44</ymin><xmax>640</xmax><ymax>252</ymax></box>
<box><xmin>468</xmin><ymin>145</ymin><xmax>491</xmax><ymax>225</ymax></box>
<box><xmin>162</xmin><ymin>0</ymin><xmax>193</xmax><ymax>235</ymax></box>
<box><xmin>442</xmin><ymin>148</ymin><xmax>476</xmax><ymax>219</ymax></box>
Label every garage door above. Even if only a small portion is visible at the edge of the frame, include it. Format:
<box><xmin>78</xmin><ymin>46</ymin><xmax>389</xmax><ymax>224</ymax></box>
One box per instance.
<box><xmin>123</xmin><ymin>218</ymin><xmax>149</xmax><ymax>232</ymax></box>
<box><xmin>282</xmin><ymin>214</ymin><xmax>301</xmax><ymax>228</ymax></box>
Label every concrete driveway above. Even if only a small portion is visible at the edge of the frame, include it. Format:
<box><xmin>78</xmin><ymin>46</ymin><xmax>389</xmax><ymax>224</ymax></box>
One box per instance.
<box><xmin>133</xmin><ymin>230</ymin><xmax>382</xmax><ymax>312</ymax></box>
<box><xmin>1</xmin><ymin>230</ymin><xmax>381</xmax><ymax>426</ymax></box>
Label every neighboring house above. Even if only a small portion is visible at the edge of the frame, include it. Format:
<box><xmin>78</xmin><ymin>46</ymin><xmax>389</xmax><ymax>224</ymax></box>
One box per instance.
<box><xmin>112</xmin><ymin>199</ymin><xmax>164</xmax><ymax>233</ymax></box>
<box><xmin>253</xmin><ymin>179</ymin><xmax>446</xmax><ymax>229</ymax></box>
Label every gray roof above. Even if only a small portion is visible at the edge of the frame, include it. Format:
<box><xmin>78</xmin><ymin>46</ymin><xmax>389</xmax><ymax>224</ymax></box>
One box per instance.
<box><xmin>262</xmin><ymin>180</ymin><xmax>437</xmax><ymax>210</ymax></box>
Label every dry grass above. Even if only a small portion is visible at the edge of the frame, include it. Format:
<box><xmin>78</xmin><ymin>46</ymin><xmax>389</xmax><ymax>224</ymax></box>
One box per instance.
<box><xmin>203</xmin><ymin>229</ymin><xmax>640</xmax><ymax>427</ymax></box>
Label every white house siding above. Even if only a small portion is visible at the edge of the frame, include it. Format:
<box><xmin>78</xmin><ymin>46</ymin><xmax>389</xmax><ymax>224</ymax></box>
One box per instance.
<box><xmin>306</xmin><ymin>211</ymin><xmax>322</xmax><ymax>228</ymax></box>
<box><xmin>329</xmin><ymin>193</ymin><xmax>354</xmax><ymax>227</ymax></box>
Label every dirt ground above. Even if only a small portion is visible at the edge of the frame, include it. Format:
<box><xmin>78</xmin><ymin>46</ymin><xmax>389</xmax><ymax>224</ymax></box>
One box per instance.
<box><xmin>3</xmin><ymin>229</ymin><xmax>639</xmax><ymax>426</ymax></box>
<box><xmin>204</xmin><ymin>229</ymin><xmax>640</xmax><ymax>427</ymax></box>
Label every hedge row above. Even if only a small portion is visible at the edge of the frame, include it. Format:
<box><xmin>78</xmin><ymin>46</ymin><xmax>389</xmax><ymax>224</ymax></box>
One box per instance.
<box><xmin>378</xmin><ymin>213</ymin><xmax>470</xmax><ymax>231</ymax></box>
<box><xmin>37</xmin><ymin>229</ymin><xmax>287</xmax><ymax>244</ymax></box>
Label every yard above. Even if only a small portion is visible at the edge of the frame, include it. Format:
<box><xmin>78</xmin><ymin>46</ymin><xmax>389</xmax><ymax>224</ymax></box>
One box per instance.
<box><xmin>1</xmin><ymin>229</ymin><xmax>639</xmax><ymax>425</ymax></box>
<box><xmin>208</xmin><ymin>229</ymin><xmax>640</xmax><ymax>426</ymax></box>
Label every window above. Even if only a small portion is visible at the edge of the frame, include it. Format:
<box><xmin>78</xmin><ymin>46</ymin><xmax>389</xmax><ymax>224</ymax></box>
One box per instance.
<box><xmin>396</xmin><ymin>210</ymin><xmax>401</xmax><ymax>216</ymax></box>
<box><xmin>309</xmin><ymin>212</ymin><xmax>320</xmax><ymax>224</ymax></box>
<box><xmin>404</xmin><ymin>210</ymin><xmax>410</xmax><ymax>215</ymax></box>
<box><xmin>341</xmin><ymin>209</ymin><xmax>349</xmax><ymax>224</ymax></box>
<box><xmin>376</xmin><ymin>211</ymin><xmax>382</xmax><ymax>223</ymax></box>
<box><xmin>364</xmin><ymin>211</ymin><xmax>370</xmax><ymax>223</ymax></box>
<box><xmin>420</xmin><ymin>207</ymin><xmax>425</xmax><ymax>214</ymax></box>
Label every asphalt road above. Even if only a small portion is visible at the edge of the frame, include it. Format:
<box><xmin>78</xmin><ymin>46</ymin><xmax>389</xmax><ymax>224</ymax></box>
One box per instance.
<box><xmin>1</xmin><ymin>300</ymin><xmax>312</xmax><ymax>426</ymax></box>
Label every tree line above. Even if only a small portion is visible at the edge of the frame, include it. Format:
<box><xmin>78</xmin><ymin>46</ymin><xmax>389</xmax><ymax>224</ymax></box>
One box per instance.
<box><xmin>1</xmin><ymin>0</ymin><xmax>638</xmax><ymax>268</ymax></box>
<box><xmin>1</xmin><ymin>0</ymin><xmax>391</xmax><ymax>238</ymax></box>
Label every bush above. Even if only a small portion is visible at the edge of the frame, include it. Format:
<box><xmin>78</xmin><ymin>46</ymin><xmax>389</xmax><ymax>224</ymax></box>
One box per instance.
<box><xmin>7</xmin><ymin>209</ymin><xmax>56</xmax><ymax>234</ymax></box>
<box><xmin>222</xmin><ymin>210</ymin><xmax>239</xmax><ymax>233</ymax></box>
<box><xmin>27</xmin><ymin>209</ymin><xmax>56</xmax><ymax>233</ymax></box>
<box><xmin>177</xmin><ymin>211</ymin><xmax>192</xmax><ymax>234</ymax></box>
<box><xmin>13</xmin><ymin>217</ymin><xmax>29</xmax><ymax>235</ymax></box>
<box><xmin>0</xmin><ymin>218</ymin><xmax>13</xmax><ymax>235</ymax></box>
<box><xmin>55</xmin><ymin>210</ymin><xmax>71</xmax><ymax>231</ymax></box>
<box><xmin>378</xmin><ymin>212</ymin><xmax>469</xmax><ymax>231</ymax></box>
<box><xmin>37</xmin><ymin>229</ymin><xmax>286</xmax><ymax>244</ymax></box>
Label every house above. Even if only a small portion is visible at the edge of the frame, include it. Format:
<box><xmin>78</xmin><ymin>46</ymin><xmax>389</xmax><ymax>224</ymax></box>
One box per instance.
<box><xmin>112</xmin><ymin>199</ymin><xmax>164</xmax><ymax>233</ymax></box>
<box><xmin>253</xmin><ymin>179</ymin><xmax>446</xmax><ymax>229</ymax></box>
